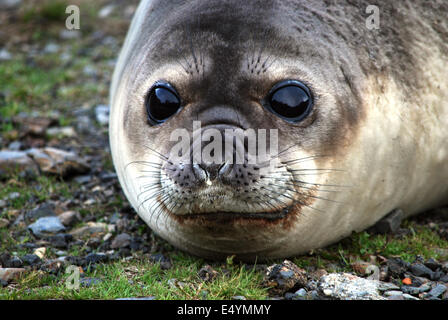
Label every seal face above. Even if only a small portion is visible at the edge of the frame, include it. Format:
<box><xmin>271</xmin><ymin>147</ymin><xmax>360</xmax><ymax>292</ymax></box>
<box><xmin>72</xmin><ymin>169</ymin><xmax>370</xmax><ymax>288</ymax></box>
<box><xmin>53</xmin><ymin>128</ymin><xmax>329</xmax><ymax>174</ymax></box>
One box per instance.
<box><xmin>110</xmin><ymin>0</ymin><xmax>448</xmax><ymax>261</ymax></box>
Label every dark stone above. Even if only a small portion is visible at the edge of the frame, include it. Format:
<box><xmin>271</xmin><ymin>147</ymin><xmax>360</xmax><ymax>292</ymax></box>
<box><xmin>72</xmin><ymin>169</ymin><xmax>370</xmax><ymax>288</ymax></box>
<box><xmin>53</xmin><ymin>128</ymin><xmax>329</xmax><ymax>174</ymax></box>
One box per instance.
<box><xmin>18</xmin><ymin>243</ymin><xmax>38</xmax><ymax>250</ymax></box>
<box><xmin>440</xmin><ymin>274</ymin><xmax>448</xmax><ymax>283</ymax></box>
<box><xmin>1</xmin><ymin>279</ymin><xmax>8</xmax><ymax>287</ymax></box>
<box><xmin>64</xmin><ymin>256</ymin><xmax>86</xmax><ymax>267</ymax></box>
<box><xmin>80</xmin><ymin>277</ymin><xmax>102</xmax><ymax>287</ymax></box>
<box><xmin>25</xmin><ymin>203</ymin><xmax>56</xmax><ymax>222</ymax></box>
<box><xmin>401</xmin><ymin>286</ymin><xmax>420</xmax><ymax>295</ymax></box>
<box><xmin>198</xmin><ymin>265</ymin><xmax>218</xmax><ymax>282</ymax></box>
<box><xmin>410</xmin><ymin>263</ymin><xmax>434</xmax><ymax>278</ymax></box>
<box><xmin>0</xmin><ymin>252</ymin><xmax>11</xmax><ymax>266</ymax></box>
<box><xmin>100</xmin><ymin>172</ymin><xmax>117</xmax><ymax>181</ymax></box>
<box><xmin>387</xmin><ymin>258</ymin><xmax>410</xmax><ymax>278</ymax></box>
<box><xmin>262</xmin><ymin>260</ymin><xmax>308</xmax><ymax>295</ymax></box>
<box><xmin>5</xmin><ymin>256</ymin><xmax>23</xmax><ymax>268</ymax></box>
<box><xmin>84</xmin><ymin>252</ymin><xmax>108</xmax><ymax>265</ymax></box>
<box><xmin>129</xmin><ymin>239</ymin><xmax>141</xmax><ymax>251</ymax></box>
<box><xmin>107</xmin><ymin>252</ymin><xmax>120</xmax><ymax>261</ymax></box>
<box><xmin>424</xmin><ymin>258</ymin><xmax>441</xmax><ymax>271</ymax></box>
<box><xmin>431</xmin><ymin>271</ymin><xmax>443</xmax><ymax>281</ymax></box>
<box><xmin>97</xmin><ymin>240</ymin><xmax>111</xmax><ymax>252</ymax></box>
<box><xmin>149</xmin><ymin>253</ymin><xmax>172</xmax><ymax>270</ymax></box>
<box><xmin>428</xmin><ymin>284</ymin><xmax>447</xmax><ymax>298</ymax></box>
<box><xmin>87</xmin><ymin>237</ymin><xmax>101</xmax><ymax>249</ymax></box>
<box><xmin>41</xmin><ymin>260</ymin><xmax>64</xmax><ymax>275</ymax></box>
<box><xmin>118</xmin><ymin>247</ymin><xmax>131</xmax><ymax>257</ymax></box>
<box><xmin>21</xmin><ymin>254</ymin><xmax>41</xmax><ymax>266</ymax></box>
<box><xmin>74</xmin><ymin>175</ymin><xmax>93</xmax><ymax>184</ymax></box>
<box><xmin>284</xmin><ymin>292</ymin><xmax>296</xmax><ymax>300</ymax></box>
<box><xmin>369</xmin><ymin>209</ymin><xmax>404</xmax><ymax>234</ymax></box>
<box><xmin>48</xmin><ymin>233</ymin><xmax>73</xmax><ymax>248</ymax></box>
<box><xmin>110</xmin><ymin>233</ymin><xmax>132</xmax><ymax>249</ymax></box>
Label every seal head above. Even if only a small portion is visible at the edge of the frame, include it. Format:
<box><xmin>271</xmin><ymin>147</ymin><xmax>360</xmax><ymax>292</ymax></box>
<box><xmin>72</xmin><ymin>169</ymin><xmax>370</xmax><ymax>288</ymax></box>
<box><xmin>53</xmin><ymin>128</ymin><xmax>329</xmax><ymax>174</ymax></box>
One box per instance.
<box><xmin>110</xmin><ymin>0</ymin><xmax>448</xmax><ymax>260</ymax></box>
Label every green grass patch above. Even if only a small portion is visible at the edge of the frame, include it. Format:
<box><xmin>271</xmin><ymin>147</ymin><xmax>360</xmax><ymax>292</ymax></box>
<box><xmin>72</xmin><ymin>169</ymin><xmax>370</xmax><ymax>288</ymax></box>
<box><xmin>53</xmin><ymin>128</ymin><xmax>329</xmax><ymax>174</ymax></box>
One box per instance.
<box><xmin>0</xmin><ymin>253</ymin><xmax>269</xmax><ymax>300</ymax></box>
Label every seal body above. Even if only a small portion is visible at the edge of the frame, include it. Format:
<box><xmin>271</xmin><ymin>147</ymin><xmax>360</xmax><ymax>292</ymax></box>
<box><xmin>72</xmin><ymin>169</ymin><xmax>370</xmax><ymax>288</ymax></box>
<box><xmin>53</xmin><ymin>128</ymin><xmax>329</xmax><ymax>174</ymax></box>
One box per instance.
<box><xmin>110</xmin><ymin>0</ymin><xmax>448</xmax><ymax>261</ymax></box>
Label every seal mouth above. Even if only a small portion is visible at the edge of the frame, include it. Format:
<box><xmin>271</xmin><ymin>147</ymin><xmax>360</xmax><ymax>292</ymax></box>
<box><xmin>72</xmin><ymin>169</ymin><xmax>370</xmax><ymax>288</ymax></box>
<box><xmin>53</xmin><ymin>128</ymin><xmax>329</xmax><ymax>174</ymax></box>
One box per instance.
<box><xmin>178</xmin><ymin>205</ymin><xmax>293</xmax><ymax>221</ymax></box>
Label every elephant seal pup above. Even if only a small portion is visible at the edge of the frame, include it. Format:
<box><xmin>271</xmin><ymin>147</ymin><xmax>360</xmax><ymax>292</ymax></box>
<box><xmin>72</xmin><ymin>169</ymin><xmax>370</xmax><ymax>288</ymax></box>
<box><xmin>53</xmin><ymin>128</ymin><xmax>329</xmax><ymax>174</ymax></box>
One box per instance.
<box><xmin>109</xmin><ymin>0</ymin><xmax>448</xmax><ymax>261</ymax></box>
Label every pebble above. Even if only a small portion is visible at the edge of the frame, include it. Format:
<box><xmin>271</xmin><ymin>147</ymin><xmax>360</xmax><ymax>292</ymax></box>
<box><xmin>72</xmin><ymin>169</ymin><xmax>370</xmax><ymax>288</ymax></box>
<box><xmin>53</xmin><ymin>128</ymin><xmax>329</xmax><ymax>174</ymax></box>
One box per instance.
<box><xmin>95</xmin><ymin>104</ymin><xmax>110</xmax><ymax>126</ymax></box>
<box><xmin>43</xmin><ymin>43</ymin><xmax>60</xmax><ymax>54</ymax></box>
<box><xmin>28</xmin><ymin>216</ymin><xmax>65</xmax><ymax>237</ymax></box>
<box><xmin>70</xmin><ymin>222</ymin><xmax>110</xmax><ymax>238</ymax></box>
<box><xmin>27</xmin><ymin>147</ymin><xmax>89</xmax><ymax>177</ymax></box>
<box><xmin>0</xmin><ymin>150</ymin><xmax>38</xmax><ymax>174</ymax></box>
<box><xmin>80</xmin><ymin>277</ymin><xmax>102</xmax><ymax>287</ymax></box>
<box><xmin>98</xmin><ymin>4</ymin><xmax>116</xmax><ymax>18</ymax></box>
<box><xmin>418</xmin><ymin>283</ymin><xmax>432</xmax><ymax>292</ymax></box>
<box><xmin>3</xmin><ymin>256</ymin><xmax>23</xmax><ymax>268</ymax></box>
<box><xmin>149</xmin><ymin>253</ymin><xmax>172</xmax><ymax>270</ymax></box>
<box><xmin>0</xmin><ymin>0</ymin><xmax>21</xmax><ymax>10</ymax></box>
<box><xmin>384</xmin><ymin>290</ymin><xmax>403</xmax><ymax>297</ymax></box>
<box><xmin>45</xmin><ymin>260</ymin><xmax>65</xmax><ymax>274</ymax></box>
<box><xmin>48</xmin><ymin>233</ymin><xmax>73</xmax><ymax>248</ymax></box>
<box><xmin>8</xmin><ymin>141</ymin><xmax>22</xmax><ymax>150</ymax></box>
<box><xmin>168</xmin><ymin>278</ymin><xmax>187</xmax><ymax>289</ymax></box>
<box><xmin>0</xmin><ymin>48</ymin><xmax>12</xmax><ymax>61</ymax></box>
<box><xmin>295</xmin><ymin>288</ymin><xmax>308</xmax><ymax>299</ymax></box>
<box><xmin>424</xmin><ymin>258</ymin><xmax>441</xmax><ymax>271</ymax></box>
<box><xmin>58</xmin><ymin>210</ymin><xmax>81</xmax><ymax>227</ymax></box>
<box><xmin>0</xmin><ymin>268</ymin><xmax>25</xmax><ymax>282</ymax></box>
<box><xmin>403</xmin><ymin>293</ymin><xmax>420</xmax><ymax>300</ymax></box>
<box><xmin>25</xmin><ymin>203</ymin><xmax>56</xmax><ymax>222</ymax></box>
<box><xmin>33</xmin><ymin>247</ymin><xmax>46</xmax><ymax>259</ymax></box>
<box><xmin>110</xmin><ymin>233</ymin><xmax>132</xmax><ymax>249</ymax></box>
<box><xmin>20</xmin><ymin>254</ymin><xmax>41</xmax><ymax>266</ymax></box>
<box><xmin>46</xmin><ymin>126</ymin><xmax>76</xmax><ymax>138</ymax></box>
<box><xmin>387</xmin><ymin>258</ymin><xmax>410</xmax><ymax>278</ymax></box>
<box><xmin>263</xmin><ymin>260</ymin><xmax>308</xmax><ymax>295</ymax></box>
<box><xmin>103</xmin><ymin>233</ymin><xmax>113</xmax><ymax>242</ymax></box>
<box><xmin>401</xmin><ymin>286</ymin><xmax>420</xmax><ymax>295</ymax></box>
<box><xmin>410</xmin><ymin>263</ymin><xmax>434</xmax><ymax>278</ymax></box>
<box><xmin>59</xmin><ymin>29</ymin><xmax>81</xmax><ymax>40</ymax></box>
<box><xmin>318</xmin><ymin>273</ymin><xmax>386</xmax><ymax>300</ymax></box>
<box><xmin>0</xmin><ymin>218</ymin><xmax>9</xmax><ymax>228</ymax></box>
<box><xmin>378</xmin><ymin>282</ymin><xmax>401</xmax><ymax>292</ymax></box>
<box><xmin>427</xmin><ymin>284</ymin><xmax>447</xmax><ymax>298</ymax></box>
<box><xmin>231</xmin><ymin>296</ymin><xmax>246</xmax><ymax>300</ymax></box>
<box><xmin>85</xmin><ymin>252</ymin><xmax>108</xmax><ymax>265</ymax></box>
<box><xmin>198</xmin><ymin>265</ymin><xmax>219</xmax><ymax>282</ymax></box>
<box><xmin>370</xmin><ymin>209</ymin><xmax>403</xmax><ymax>234</ymax></box>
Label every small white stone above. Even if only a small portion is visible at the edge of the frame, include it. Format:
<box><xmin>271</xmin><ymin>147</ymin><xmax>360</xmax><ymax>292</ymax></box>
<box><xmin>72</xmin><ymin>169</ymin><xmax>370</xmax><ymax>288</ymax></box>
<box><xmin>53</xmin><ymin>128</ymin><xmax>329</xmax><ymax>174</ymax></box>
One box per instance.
<box><xmin>323</xmin><ymin>289</ymin><xmax>332</xmax><ymax>296</ymax></box>
<box><xmin>33</xmin><ymin>247</ymin><xmax>46</xmax><ymax>259</ymax></box>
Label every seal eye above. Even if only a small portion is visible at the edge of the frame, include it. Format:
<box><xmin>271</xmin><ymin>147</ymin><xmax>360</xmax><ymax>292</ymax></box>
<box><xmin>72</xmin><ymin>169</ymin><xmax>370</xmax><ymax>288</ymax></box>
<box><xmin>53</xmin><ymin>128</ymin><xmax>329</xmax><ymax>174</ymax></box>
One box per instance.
<box><xmin>145</xmin><ymin>81</ymin><xmax>181</xmax><ymax>124</ymax></box>
<box><xmin>266</xmin><ymin>80</ymin><xmax>313</xmax><ymax>122</ymax></box>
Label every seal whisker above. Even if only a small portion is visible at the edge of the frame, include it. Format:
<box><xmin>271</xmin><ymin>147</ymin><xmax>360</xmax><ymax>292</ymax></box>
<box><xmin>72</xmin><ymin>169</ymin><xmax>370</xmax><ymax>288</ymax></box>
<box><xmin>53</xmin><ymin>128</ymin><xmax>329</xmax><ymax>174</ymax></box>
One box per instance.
<box><xmin>260</xmin><ymin>185</ymin><xmax>323</xmax><ymax>213</ymax></box>
<box><xmin>142</xmin><ymin>144</ymin><xmax>173</xmax><ymax>164</ymax></box>
<box><xmin>124</xmin><ymin>160</ymin><xmax>163</xmax><ymax>171</ymax></box>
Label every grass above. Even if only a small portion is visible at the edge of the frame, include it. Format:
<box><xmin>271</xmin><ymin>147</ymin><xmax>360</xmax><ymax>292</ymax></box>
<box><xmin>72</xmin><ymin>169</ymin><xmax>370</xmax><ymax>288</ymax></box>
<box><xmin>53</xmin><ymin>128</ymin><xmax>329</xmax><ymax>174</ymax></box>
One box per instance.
<box><xmin>0</xmin><ymin>253</ymin><xmax>269</xmax><ymax>300</ymax></box>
